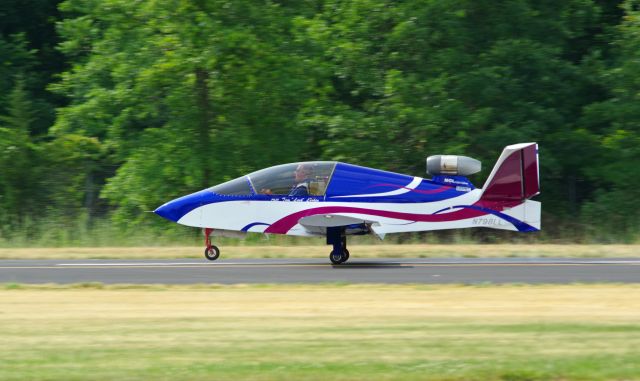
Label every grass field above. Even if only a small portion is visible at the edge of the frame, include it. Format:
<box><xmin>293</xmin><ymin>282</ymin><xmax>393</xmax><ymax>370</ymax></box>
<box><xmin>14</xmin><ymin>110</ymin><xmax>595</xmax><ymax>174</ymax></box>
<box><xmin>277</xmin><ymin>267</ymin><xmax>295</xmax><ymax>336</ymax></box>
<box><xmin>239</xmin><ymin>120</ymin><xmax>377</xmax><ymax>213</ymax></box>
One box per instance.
<box><xmin>1</xmin><ymin>284</ymin><xmax>639</xmax><ymax>380</ymax></box>
<box><xmin>0</xmin><ymin>244</ymin><xmax>639</xmax><ymax>260</ymax></box>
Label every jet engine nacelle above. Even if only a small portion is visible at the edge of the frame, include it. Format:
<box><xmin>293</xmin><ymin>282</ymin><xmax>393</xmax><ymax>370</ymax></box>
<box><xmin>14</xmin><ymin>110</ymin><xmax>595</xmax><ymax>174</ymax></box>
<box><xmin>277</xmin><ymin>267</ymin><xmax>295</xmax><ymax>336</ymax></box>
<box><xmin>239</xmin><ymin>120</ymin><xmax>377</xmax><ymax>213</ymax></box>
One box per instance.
<box><xmin>426</xmin><ymin>155</ymin><xmax>481</xmax><ymax>176</ymax></box>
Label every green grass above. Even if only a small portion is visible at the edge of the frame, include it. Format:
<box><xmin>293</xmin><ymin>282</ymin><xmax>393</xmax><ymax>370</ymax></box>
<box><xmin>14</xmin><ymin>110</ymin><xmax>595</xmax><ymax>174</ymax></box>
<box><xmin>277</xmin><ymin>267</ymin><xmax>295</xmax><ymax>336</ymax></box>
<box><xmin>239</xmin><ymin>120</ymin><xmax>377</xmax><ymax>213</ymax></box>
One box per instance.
<box><xmin>1</xmin><ymin>216</ymin><xmax>639</xmax><ymax>259</ymax></box>
<box><xmin>1</xmin><ymin>215</ymin><xmax>638</xmax><ymax>248</ymax></box>
<box><xmin>2</xmin><ymin>324</ymin><xmax>639</xmax><ymax>380</ymax></box>
<box><xmin>1</xmin><ymin>284</ymin><xmax>639</xmax><ymax>380</ymax></box>
<box><xmin>0</xmin><ymin>244</ymin><xmax>639</xmax><ymax>259</ymax></box>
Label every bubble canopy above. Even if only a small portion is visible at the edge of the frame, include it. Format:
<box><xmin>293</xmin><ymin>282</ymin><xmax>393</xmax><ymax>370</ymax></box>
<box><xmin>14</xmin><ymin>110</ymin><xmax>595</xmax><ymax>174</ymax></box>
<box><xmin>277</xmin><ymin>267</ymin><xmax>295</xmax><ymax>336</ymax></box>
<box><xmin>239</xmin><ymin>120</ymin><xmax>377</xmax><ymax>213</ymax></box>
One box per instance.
<box><xmin>209</xmin><ymin>162</ymin><xmax>336</xmax><ymax>196</ymax></box>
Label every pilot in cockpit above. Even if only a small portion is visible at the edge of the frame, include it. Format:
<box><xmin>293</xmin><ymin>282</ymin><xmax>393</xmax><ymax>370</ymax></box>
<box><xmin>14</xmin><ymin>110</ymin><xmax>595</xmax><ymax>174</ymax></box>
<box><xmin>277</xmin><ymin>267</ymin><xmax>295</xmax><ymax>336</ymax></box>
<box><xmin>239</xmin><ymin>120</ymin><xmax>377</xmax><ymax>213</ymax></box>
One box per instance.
<box><xmin>289</xmin><ymin>164</ymin><xmax>313</xmax><ymax>196</ymax></box>
<box><xmin>260</xmin><ymin>163</ymin><xmax>315</xmax><ymax>196</ymax></box>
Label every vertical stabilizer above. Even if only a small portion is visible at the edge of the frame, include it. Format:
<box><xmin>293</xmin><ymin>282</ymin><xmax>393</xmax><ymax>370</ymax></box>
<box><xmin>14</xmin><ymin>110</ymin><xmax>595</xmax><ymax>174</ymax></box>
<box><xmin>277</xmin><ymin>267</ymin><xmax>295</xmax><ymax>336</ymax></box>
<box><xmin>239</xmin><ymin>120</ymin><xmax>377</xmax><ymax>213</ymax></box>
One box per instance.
<box><xmin>481</xmin><ymin>143</ymin><xmax>539</xmax><ymax>201</ymax></box>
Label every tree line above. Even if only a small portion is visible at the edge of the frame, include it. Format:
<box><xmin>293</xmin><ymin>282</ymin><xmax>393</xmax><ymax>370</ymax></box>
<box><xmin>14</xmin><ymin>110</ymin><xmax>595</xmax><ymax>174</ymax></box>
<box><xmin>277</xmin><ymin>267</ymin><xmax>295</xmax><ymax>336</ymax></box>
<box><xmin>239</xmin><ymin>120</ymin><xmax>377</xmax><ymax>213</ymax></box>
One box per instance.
<box><xmin>1</xmin><ymin>0</ymin><xmax>639</xmax><ymax>242</ymax></box>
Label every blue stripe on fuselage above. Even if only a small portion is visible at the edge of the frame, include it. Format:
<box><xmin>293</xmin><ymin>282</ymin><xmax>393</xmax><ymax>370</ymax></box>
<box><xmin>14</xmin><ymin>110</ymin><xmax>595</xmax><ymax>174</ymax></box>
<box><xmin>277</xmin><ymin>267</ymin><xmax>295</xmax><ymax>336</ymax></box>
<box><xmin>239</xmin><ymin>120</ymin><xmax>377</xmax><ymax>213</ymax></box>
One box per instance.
<box><xmin>241</xmin><ymin>222</ymin><xmax>271</xmax><ymax>232</ymax></box>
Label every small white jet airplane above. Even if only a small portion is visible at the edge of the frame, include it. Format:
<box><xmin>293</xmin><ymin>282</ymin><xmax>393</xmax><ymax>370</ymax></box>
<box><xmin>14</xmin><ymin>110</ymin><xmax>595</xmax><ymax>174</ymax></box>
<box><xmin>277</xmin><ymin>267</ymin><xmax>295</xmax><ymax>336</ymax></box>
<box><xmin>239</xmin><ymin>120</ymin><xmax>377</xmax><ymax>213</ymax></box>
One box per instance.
<box><xmin>155</xmin><ymin>143</ymin><xmax>540</xmax><ymax>264</ymax></box>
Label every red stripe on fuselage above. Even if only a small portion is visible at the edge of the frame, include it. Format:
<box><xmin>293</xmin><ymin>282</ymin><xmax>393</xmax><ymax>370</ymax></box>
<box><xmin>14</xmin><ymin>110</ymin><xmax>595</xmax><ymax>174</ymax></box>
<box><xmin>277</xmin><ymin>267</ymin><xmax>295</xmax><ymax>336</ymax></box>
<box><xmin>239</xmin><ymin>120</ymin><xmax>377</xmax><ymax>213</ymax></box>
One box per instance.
<box><xmin>264</xmin><ymin>200</ymin><xmax>518</xmax><ymax>234</ymax></box>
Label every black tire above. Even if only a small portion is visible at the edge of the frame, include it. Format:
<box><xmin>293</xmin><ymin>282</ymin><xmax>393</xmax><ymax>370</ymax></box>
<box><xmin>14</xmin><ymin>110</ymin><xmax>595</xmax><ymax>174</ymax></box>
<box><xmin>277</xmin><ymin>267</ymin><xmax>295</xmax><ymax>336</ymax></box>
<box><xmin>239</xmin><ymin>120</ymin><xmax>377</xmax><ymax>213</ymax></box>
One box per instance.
<box><xmin>204</xmin><ymin>245</ymin><xmax>220</xmax><ymax>261</ymax></box>
<box><xmin>343</xmin><ymin>249</ymin><xmax>350</xmax><ymax>262</ymax></box>
<box><xmin>330</xmin><ymin>250</ymin><xmax>344</xmax><ymax>264</ymax></box>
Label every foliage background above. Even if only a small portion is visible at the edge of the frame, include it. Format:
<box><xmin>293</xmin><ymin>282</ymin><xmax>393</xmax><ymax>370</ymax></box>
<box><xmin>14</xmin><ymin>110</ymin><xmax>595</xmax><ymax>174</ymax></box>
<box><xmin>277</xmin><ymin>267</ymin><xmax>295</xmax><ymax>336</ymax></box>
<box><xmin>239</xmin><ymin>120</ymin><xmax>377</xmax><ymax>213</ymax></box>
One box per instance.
<box><xmin>1</xmin><ymin>0</ymin><xmax>639</xmax><ymax>245</ymax></box>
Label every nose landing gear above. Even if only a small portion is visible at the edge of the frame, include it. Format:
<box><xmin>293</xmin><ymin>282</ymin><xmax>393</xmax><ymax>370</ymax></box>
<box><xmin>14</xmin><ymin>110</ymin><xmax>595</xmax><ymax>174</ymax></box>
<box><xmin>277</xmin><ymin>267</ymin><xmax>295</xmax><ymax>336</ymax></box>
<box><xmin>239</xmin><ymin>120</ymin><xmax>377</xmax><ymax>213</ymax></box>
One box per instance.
<box><xmin>204</xmin><ymin>228</ymin><xmax>220</xmax><ymax>261</ymax></box>
<box><xmin>205</xmin><ymin>245</ymin><xmax>220</xmax><ymax>260</ymax></box>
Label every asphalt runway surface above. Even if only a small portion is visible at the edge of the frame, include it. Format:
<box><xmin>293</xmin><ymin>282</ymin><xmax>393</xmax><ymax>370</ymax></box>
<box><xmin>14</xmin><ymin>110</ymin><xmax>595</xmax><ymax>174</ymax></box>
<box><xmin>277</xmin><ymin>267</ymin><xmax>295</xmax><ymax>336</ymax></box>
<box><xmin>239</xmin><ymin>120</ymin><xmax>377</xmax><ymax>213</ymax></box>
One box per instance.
<box><xmin>1</xmin><ymin>258</ymin><xmax>639</xmax><ymax>284</ymax></box>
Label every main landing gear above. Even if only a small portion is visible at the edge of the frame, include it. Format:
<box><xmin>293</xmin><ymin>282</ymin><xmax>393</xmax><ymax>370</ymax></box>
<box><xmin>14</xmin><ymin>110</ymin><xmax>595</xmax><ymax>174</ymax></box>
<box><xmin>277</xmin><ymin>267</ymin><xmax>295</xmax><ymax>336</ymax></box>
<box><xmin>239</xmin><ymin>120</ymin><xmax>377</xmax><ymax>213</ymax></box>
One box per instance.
<box><xmin>327</xmin><ymin>227</ymin><xmax>350</xmax><ymax>264</ymax></box>
<box><xmin>204</xmin><ymin>228</ymin><xmax>220</xmax><ymax>261</ymax></box>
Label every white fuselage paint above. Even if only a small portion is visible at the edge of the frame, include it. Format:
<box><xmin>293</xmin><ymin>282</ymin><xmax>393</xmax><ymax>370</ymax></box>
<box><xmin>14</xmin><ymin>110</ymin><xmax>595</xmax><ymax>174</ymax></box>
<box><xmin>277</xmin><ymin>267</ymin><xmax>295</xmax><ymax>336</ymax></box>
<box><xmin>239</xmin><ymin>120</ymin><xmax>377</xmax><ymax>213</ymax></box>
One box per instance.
<box><xmin>175</xmin><ymin>190</ymin><xmax>539</xmax><ymax>236</ymax></box>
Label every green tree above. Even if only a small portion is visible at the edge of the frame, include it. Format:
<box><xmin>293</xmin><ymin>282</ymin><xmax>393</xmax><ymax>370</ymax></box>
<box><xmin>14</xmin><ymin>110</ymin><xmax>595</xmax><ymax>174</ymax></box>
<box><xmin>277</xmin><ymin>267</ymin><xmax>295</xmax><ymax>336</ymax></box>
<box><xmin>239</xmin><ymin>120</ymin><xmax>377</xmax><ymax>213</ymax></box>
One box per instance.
<box><xmin>0</xmin><ymin>79</ymin><xmax>38</xmax><ymax>228</ymax></box>
<box><xmin>581</xmin><ymin>1</ymin><xmax>640</xmax><ymax>239</ymax></box>
<box><xmin>53</xmin><ymin>0</ymin><xmax>320</xmax><ymax>223</ymax></box>
<box><xmin>295</xmin><ymin>0</ymin><xmax>608</xmax><ymax>219</ymax></box>
<box><xmin>46</xmin><ymin>0</ymin><xmax>639</xmax><ymax>241</ymax></box>
<box><xmin>0</xmin><ymin>0</ymin><xmax>65</xmax><ymax>136</ymax></box>
<box><xmin>0</xmin><ymin>35</ymin><xmax>35</xmax><ymax>112</ymax></box>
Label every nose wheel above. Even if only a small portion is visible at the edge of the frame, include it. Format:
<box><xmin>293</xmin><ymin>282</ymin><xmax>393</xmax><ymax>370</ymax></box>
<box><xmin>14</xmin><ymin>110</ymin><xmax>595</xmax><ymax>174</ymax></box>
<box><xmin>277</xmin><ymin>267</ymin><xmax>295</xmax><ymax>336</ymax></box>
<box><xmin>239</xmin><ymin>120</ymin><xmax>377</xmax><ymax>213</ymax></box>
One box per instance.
<box><xmin>205</xmin><ymin>245</ymin><xmax>220</xmax><ymax>260</ymax></box>
<box><xmin>203</xmin><ymin>228</ymin><xmax>221</xmax><ymax>261</ymax></box>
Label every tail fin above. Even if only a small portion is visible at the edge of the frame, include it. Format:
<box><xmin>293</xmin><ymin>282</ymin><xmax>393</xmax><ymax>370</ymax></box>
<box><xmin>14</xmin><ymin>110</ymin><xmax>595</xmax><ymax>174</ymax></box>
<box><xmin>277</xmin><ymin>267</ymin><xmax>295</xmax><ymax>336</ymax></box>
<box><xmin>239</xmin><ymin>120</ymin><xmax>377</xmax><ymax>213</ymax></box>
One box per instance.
<box><xmin>481</xmin><ymin>142</ymin><xmax>539</xmax><ymax>201</ymax></box>
<box><xmin>478</xmin><ymin>143</ymin><xmax>541</xmax><ymax>232</ymax></box>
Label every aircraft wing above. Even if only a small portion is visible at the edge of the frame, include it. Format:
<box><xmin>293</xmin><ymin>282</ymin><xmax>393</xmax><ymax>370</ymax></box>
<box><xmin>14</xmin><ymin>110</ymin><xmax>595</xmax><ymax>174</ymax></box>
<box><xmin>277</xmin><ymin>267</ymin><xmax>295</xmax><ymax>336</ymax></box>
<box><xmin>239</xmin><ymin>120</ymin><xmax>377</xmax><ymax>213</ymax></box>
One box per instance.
<box><xmin>298</xmin><ymin>214</ymin><xmax>387</xmax><ymax>239</ymax></box>
<box><xmin>298</xmin><ymin>214</ymin><xmax>369</xmax><ymax>227</ymax></box>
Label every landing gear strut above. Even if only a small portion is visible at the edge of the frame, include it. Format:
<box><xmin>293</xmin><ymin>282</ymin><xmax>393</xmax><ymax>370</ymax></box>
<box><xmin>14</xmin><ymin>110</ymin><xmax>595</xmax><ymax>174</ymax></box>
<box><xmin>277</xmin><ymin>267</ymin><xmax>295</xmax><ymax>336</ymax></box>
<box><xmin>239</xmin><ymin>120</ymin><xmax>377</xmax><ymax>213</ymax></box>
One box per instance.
<box><xmin>204</xmin><ymin>228</ymin><xmax>220</xmax><ymax>261</ymax></box>
<box><xmin>327</xmin><ymin>227</ymin><xmax>349</xmax><ymax>264</ymax></box>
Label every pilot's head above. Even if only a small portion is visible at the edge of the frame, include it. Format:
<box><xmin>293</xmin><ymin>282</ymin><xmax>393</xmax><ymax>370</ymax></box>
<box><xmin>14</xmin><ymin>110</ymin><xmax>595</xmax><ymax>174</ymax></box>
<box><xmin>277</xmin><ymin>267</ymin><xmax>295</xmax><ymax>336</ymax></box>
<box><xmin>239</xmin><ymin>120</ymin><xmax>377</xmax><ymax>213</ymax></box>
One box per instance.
<box><xmin>294</xmin><ymin>164</ymin><xmax>312</xmax><ymax>182</ymax></box>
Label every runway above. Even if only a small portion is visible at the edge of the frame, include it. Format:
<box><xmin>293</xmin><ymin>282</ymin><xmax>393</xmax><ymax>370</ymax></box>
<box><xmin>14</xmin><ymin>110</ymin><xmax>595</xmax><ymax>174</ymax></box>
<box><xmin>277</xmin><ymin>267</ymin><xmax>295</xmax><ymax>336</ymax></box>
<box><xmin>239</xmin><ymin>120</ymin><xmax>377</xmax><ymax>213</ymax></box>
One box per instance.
<box><xmin>1</xmin><ymin>258</ymin><xmax>639</xmax><ymax>284</ymax></box>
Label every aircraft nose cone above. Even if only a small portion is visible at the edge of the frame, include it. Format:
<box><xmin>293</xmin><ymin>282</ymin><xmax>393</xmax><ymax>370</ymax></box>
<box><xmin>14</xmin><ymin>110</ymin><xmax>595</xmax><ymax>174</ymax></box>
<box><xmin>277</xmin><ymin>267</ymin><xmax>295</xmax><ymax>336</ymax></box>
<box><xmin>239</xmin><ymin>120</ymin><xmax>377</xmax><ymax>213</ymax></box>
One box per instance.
<box><xmin>154</xmin><ymin>189</ymin><xmax>215</xmax><ymax>223</ymax></box>
<box><xmin>154</xmin><ymin>200</ymin><xmax>183</xmax><ymax>222</ymax></box>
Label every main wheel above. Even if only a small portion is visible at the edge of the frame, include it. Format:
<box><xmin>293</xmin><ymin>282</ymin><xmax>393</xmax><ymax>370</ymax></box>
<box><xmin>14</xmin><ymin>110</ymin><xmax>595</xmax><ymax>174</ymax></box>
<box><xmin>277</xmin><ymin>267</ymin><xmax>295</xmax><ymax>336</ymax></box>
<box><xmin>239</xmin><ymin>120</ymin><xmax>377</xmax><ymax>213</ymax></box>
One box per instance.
<box><xmin>342</xmin><ymin>249</ymin><xmax>350</xmax><ymax>262</ymax></box>
<box><xmin>330</xmin><ymin>250</ymin><xmax>346</xmax><ymax>264</ymax></box>
<box><xmin>204</xmin><ymin>245</ymin><xmax>220</xmax><ymax>261</ymax></box>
